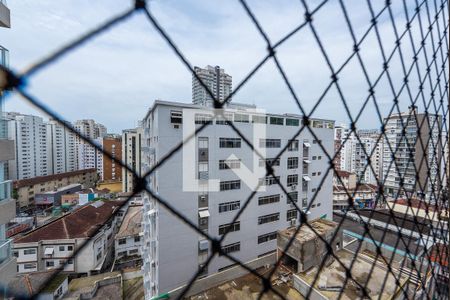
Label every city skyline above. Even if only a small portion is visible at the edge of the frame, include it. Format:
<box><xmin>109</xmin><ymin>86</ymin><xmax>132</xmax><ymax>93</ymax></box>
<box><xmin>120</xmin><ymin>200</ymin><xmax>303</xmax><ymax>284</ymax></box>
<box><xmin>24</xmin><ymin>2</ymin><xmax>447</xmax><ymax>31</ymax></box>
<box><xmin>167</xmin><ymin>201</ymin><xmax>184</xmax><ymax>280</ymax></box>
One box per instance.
<box><xmin>2</xmin><ymin>1</ymin><xmax>441</xmax><ymax>133</ymax></box>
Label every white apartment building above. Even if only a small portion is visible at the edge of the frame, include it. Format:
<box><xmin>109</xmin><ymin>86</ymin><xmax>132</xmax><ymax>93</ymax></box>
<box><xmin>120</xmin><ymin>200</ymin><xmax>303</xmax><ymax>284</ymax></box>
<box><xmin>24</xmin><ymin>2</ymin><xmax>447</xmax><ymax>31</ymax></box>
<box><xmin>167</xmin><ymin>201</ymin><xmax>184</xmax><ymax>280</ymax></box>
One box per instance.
<box><xmin>141</xmin><ymin>100</ymin><xmax>334</xmax><ymax>299</ymax></box>
<box><xmin>74</xmin><ymin>119</ymin><xmax>107</xmax><ymax>168</ymax></box>
<box><xmin>192</xmin><ymin>65</ymin><xmax>232</xmax><ymax>106</ymax></box>
<box><xmin>351</xmin><ymin>129</ymin><xmax>383</xmax><ymax>184</ymax></box>
<box><xmin>6</xmin><ymin>113</ymin><xmax>51</xmax><ymax>180</ymax></box>
<box><xmin>13</xmin><ymin>200</ymin><xmax>122</xmax><ymax>275</ymax></box>
<box><xmin>122</xmin><ymin>128</ymin><xmax>142</xmax><ymax>193</ymax></box>
<box><xmin>335</xmin><ymin>126</ymin><xmax>383</xmax><ymax>185</ymax></box>
<box><xmin>382</xmin><ymin>106</ymin><xmax>442</xmax><ymax>202</ymax></box>
<box><xmin>46</xmin><ymin>120</ymin><xmax>77</xmax><ymax>175</ymax></box>
<box><xmin>0</xmin><ymin>14</ymin><xmax>17</xmax><ymax>286</ymax></box>
<box><xmin>77</xmin><ymin>141</ymin><xmax>103</xmax><ymax>178</ymax></box>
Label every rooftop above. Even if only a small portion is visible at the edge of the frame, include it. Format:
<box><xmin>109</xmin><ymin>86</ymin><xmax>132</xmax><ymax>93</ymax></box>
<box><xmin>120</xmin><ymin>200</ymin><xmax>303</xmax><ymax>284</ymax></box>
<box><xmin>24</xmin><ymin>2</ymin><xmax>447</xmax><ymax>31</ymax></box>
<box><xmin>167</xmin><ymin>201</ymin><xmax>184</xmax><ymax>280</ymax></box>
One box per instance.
<box><xmin>66</xmin><ymin>272</ymin><xmax>122</xmax><ymax>300</ymax></box>
<box><xmin>8</xmin><ymin>271</ymin><xmax>67</xmax><ymax>297</ymax></box>
<box><xmin>15</xmin><ymin>200</ymin><xmax>124</xmax><ymax>243</ymax></box>
<box><xmin>116</xmin><ymin>205</ymin><xmax>142</xmax><ymax>238</ymax></box>
<box><xmin>333</xmin><ymin>184</ymin><xmax>377</xmax><ymax>193</ymax></box>
<box><xmin>39</xmin><ymin>183</ymin><xmax>81</xmax><ymax>194</ymax></box>
<box><xmin>14</xmin><ymin>168</ymin><xmax>96</xmax><ymax>188</ymax></box>
<box><xmin>296</xmin><ymin>249</ymin><xmax>409</xmax><ymax>299</ymax></box>
<box><xmin>334</xmin><ymin>170</ymin><xmax>354</xmax><ymax>178</ymax></box>
<box><xmin>278</xmin><ymin>219</ymin><xmax>337</xmax><ymax>244</ymax></box>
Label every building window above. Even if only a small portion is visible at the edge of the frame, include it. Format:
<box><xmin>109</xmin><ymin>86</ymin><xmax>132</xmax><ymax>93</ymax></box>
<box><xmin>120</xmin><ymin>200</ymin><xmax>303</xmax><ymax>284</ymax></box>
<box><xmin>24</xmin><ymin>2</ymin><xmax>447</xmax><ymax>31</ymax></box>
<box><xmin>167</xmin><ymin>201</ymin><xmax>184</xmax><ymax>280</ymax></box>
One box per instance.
<box><xmin>24</xmin><ymin>249</ymin><xmax>36</xmax><ymax>255</ymax></box>
<box><xmin>259</xmin><ymin>176</ymin><xmax>279</xmax><ymax>186</ymax></box>
<box><xmin>198</xmin><ymin>137</ymin><xmax>208</xmax><ymax>149</ymax></box>
<box><xmin>286</xmin><ymin>118</ymin><xmax>299</xmax><ymax>126</ymax></box>
<box><xmin>24</xmin><ymin>263</ymin><xmax>37</xmax><ymax>270</ymax></box>
<box><xmin>219</xmin><ymin>138</ymin><xmax>241</xmax><ymax>148</ymax></box>
<box><xmin>252</xmin><ymin>115</ymin><xmax>267</xmax><ymax>124</ymax></box>
<box><xmin>259</xmin><ymin>139</ymin><xmax>281</xmax><ymax>148</ymax></box>
<box><xmin>288</xmin><ymin>140</ymin><xmax>299</xmax><ymax>151</ymax></box>
<box><xmin>170</xmin><ymin>110</ymin><xmax>182</xmax><ymax>124</ymax></box>
<box><xmin>59</xmin><ymin>246</ymin><xmax>65</xmax><ymax>251</ymax></box>
<box><xmin>219</xmin><ymin>180</ymin><xmax>241</xmax><ymax>191</ymax></box>
<box><xmin>234</xmin><ymin>113</ymin><xmax>249</xmax><ymax>123</ymax></box>
<box><xmin>219</xmin><ymin>159</ymin><xmax>241</xmax><ymax>170</ymax></box>
<box><xmin>287</xmin><ymin>191</ymin><xmax>298</xmax><ymax>203</ymax></box>
<box><xmin>287</xmin><ymin>174</ymin><xmax>298</xmax><ymax>187</ymax></box>
<box><xmin>216</xmin><ymin>113</ymin><xmax>233</xmax><ymax>125</ymax></box>
<box><xmin>258</xmin><ymin>213</ymin><xmax>280</xmax><ymax>225</ymax></box>
<box><xmin>118</xmin><ymin>238</ymin><xmax>127</xmax><ymax>245</ymax></box>
<box><xmin>220</xmin><ymin>242</ymin><xmax>241</xmax><ymax>256</ymax></box>
<box><xmin>287</xmin><ymin>209</ymin><xmax>298</xmax><ymax>221</ymax></box>
<box><xmin>134</xmin><ymin>236</ymin><xmax>141</xmax><ymax>242</ymax></box>
<box><xmin>258</xmin><ymin>194</ymin><xmax>280</xmax><ymax>205</ymax></box>
<box><xmin>46</xmin><ymin>261</ymin><xmax>55</xmax><ymax>267</ymax></box>
<box><xmin>118</xmin><ymin>251</ymin><xmax>127</xmax><ymax>257</ymax></box>
<box><xmin>287</xmin><ymin>157</ymin><xmax>299</xmax><ymax>169</ymax></box>
<box><xmin>257</xmin><ymin>231</ymin><xmax>277</xmax><ymax>244</ymax></box>
<box><xmin>259</xmin><ymin>158</ymin><xmax>280</xmax><ymax>167</ymax></box>
<box><xmin>195</xmin><ymin>114</ymin><xmax>213</xmax><ymax>125</ymax></box>
<box><xmin>218</xmin><ymin>221</ymin><xmax>241</xmax><ymax>235</ymax></box>
<box><xmin>269</xmin><ymin>117</ymin><xmax>284</xmax><ymax>125</ymax></box>
<box><xmin>219</xmin><ymin>201</ymin><xmax>240</xmax><ymax>213</ymax></box>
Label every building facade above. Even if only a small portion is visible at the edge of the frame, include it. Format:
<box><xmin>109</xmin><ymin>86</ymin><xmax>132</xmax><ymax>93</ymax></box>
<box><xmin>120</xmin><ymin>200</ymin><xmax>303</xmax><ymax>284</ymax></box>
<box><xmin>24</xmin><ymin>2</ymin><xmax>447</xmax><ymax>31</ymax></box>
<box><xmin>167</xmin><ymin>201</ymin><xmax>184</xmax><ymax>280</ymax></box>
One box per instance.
<box><xmin>114</xmin><ymin>204</ymin><xmax>142</xmax><ymax>267</ymax></box>
<box><xmin>0</xmin><ymin>0</ymin><xmax>17</xmax><ymax>288</ymax></box>
<box><xmin>122</xmin><ymin>128</ymin><xmax>142</xmax><ymax>193</ymax></box>
<box><xmin>46</xmin><ymin>120</ymin><xmax>77</xmax><ymax>175</ymax></box>
<box><xmin>192</xmin><ymin>65</ymin><xmax>232</xmax><ymax>106</ymax></box>
<box><xmin>101</xmin><ymin>135</ymin><xmax>122</xmax><ymax>182</ymax></box>
<box><xmin>6</xmin><ymin>113</ymin><xmax>51</xmax><ymax>180</ymax></box>
<box><xmin>73</xmin><ymin>119</ymin><xmax>107</xmax><ymax>169</ymax></box>
<box><xmin>141</xmin><ymin>100</ymin><xmax>334</xmax><ymax>299</ymax></box>
<box><xmin>13</xmin><ymin>200</ymin><xmax>123</xmax><ymax>275</ymax></box>
<box><xmin>13</xmin><ymin>168</ymin><xmax>97</xmax><ymax>210</ymax></box>
<box><xmin>382</xmin><ymin>107</ymin><xmax>442</xmax><ymax>202</ymax></box>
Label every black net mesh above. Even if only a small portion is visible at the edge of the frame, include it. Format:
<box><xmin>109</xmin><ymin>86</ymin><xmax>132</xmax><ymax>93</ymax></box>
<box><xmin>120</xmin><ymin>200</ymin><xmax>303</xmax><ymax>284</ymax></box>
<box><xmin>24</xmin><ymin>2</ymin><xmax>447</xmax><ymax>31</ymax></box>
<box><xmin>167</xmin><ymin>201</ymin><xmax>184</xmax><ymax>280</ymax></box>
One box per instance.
<box><xmin>0</xmin><ymin>0</ymin><xmax>448</xmax><ymax>299</ymax></box>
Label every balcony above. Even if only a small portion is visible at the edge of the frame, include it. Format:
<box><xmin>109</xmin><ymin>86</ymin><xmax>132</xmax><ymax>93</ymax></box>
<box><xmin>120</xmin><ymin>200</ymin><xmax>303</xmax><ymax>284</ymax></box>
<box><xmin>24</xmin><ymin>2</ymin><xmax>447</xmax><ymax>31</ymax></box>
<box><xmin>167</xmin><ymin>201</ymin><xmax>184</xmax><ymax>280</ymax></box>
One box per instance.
<box><xmin>0</xmin><ymin>180</ymin><xmax>12</xmax><ymax>202</ymax></box>
<box><xmin>0</xmin><ymin>239</ymin><xmax>12</xmax><ymax>265</ymax></box>
<box><xmin>0</xmin><ymin>1</ymin><xmax>9</xmax><ymax>28</ymax></box>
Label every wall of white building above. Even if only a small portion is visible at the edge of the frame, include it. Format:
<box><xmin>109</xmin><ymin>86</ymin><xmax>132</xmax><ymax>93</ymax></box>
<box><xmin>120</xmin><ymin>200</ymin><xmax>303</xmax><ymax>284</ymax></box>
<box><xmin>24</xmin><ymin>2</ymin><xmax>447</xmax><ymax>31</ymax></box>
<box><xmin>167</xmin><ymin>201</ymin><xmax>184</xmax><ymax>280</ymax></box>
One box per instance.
<box><xmin>142</xmin><ymin>101</ymin><xmax>335</xmax><ymax>299</ymax></box>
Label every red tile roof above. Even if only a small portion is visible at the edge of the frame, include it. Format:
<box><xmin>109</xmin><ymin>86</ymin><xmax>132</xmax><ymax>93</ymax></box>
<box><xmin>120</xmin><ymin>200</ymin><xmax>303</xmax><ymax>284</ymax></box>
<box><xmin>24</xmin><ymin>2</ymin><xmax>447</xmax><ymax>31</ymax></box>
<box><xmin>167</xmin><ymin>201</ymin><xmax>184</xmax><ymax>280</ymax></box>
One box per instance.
<box><xmin>15</xmin><ymin>200</ymin><xmax>124</xmax><ymax>243</ymax></box>
<box><xmin>14</xmin><ymin>168</ymin><xmax>97</xmax><ymax>189</ymax></box>
<box><xmin>334</xmin><ymin>170</ymin><xmax>353</xmax><ymax>178</ymax></box>
<box><xmin>430</xmin><ymin>243</ymin><xmax>448</xmax><ymax>267</ymax></box>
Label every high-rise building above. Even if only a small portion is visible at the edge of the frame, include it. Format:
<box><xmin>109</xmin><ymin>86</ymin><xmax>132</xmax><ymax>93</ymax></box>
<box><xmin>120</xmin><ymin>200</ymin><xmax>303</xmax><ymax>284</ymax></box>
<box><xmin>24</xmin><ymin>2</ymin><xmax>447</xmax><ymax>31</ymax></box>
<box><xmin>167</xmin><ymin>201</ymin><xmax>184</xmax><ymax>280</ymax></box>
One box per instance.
<box><xmin>0</xmin><ymin>0</ymin><xmax>17</xmax><ymax>289</ymax></box>
<box><xmin>74</xmin><ymin>119</ymin><xmax>107</xmax><ymax>169</ymax></box>
<box><xmin>334</xmin><ymin>126</ymin><xmax>383</xmax><ymax>185</ymax></box>
<box><xmin>101</xmin><ymin>135</ymin><xmax>122</xmax><ymax>182</ymax></box>
<box><xmin>141</xmin><ymin>100</ymin><xmax>334</xmax><ymax>299</ymax></box>
<box><xmin>352</xmin><ymin>129</ymin><xmax>383</xmax><ymax>185</ymax></box>
<box><xmin>382</xmin><ymin>106</ymin><xmax>442</xmax><ymax>202</ymax></box>
<box><xmin>192</xmin><ymin>65</ymin><xmax>232</xmax><ymax>106</ymax></box>
<box><xmin>77</xmin><ymin>135</ymin><xmax>122</xmax><ymax>182</ymax></box>
<box><xmin>122</xmin><ymin>128</ymin><xmax>142</xmax><ymax>193</ymax></box>
<box><xmin>6</xmin><ymin>113</ymin><xmax>51</xmax><ymax>180</ymax></box>
<box><xmin>46</xmin><ymin>119</ymin><xmax>77</xmax><ymax>174</ymax></box>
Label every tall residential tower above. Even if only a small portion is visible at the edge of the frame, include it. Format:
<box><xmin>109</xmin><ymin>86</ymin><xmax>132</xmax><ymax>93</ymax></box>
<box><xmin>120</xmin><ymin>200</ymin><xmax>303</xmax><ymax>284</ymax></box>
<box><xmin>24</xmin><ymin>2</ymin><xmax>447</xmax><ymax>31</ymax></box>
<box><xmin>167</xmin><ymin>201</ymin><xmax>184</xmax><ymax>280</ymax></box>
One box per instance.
<box><xmin>192</xmin><ymin>65</ymin><xmax>232</xmax><ymax>106</ymax></box>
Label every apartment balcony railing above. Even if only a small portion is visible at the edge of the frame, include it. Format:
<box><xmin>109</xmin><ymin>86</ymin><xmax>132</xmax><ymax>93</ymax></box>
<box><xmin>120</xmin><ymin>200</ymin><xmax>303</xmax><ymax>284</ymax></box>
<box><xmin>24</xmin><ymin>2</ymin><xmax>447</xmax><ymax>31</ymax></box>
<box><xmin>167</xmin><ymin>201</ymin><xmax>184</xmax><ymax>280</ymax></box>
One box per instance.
<box><xmin>0</xmin><ymin>180</ymin><xmax>12</xmax><ymax>202</ymax></box>
<box><xmin>0</xmin><ymin>239</ymin><xmax>12</xmax><ymax>265</ymax></box>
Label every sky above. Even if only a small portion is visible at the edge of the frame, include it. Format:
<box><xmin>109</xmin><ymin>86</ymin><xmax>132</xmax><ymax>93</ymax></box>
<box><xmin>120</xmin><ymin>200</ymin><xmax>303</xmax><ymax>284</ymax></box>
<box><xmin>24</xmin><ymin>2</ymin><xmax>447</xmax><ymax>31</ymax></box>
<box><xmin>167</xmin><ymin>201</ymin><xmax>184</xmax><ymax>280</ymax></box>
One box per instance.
<box><xmin>1</xmin><ymin>0</ymin><xmax>448</xmax><ymax>133</ymax></box>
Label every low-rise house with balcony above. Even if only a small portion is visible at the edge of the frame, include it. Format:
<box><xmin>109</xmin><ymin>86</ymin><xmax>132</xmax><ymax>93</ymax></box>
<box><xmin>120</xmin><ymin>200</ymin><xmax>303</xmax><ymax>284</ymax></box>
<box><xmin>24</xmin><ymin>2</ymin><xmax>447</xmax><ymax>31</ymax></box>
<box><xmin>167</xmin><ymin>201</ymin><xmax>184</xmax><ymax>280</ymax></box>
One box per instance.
<box><xmin>13</xmin><ymin>200</ymin><xmax>124</xmax><ymax>276</ymax></box>
<box><xmin>114</xmin><ymin>204</ymin><xmax>143</xmax><ymax>269</ymax></box>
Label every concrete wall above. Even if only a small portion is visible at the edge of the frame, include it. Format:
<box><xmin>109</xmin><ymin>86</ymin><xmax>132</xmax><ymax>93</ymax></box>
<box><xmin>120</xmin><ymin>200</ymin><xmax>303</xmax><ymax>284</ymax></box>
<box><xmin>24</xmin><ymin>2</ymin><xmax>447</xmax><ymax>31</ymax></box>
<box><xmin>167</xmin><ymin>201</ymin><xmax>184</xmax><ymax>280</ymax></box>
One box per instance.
<box><xmin>292</xmin><ymin>274</ymin><xmax>328</xmax><ymax>300</ymax></box>
<box><xmin>143</xmin><ymin>103</ymin><xmax>335</xmax><ymax>297</ymax></box>
<box><xmin>168</xmin><ymin>252</ymin><xmax>277</xmax><ymax>298</ymax></box>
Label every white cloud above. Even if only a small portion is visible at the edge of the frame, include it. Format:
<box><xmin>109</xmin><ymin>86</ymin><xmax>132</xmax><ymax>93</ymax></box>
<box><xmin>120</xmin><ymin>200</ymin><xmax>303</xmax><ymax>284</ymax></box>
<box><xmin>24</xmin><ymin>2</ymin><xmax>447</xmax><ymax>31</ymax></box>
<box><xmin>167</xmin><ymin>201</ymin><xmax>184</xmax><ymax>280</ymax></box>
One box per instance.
<box><xmin>2</xmin><ymin>0</ymin><xmax>447</xmax><ymax>132</ymax></box>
